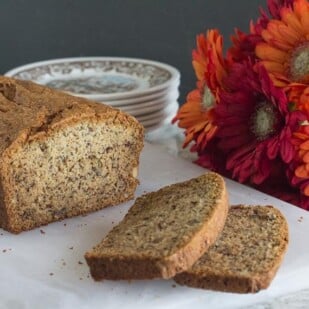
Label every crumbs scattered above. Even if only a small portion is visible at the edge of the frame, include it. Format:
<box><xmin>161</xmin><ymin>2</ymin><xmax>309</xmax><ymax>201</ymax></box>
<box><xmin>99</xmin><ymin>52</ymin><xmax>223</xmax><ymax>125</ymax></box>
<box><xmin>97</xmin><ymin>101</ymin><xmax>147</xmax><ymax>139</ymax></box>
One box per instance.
<box><xmin>60</xmin><ymin>258</ymin><xmax>66</xmax><ymax>266</ymax></box>
<box><xmin>69</xmin><ymin>246</ymin><xmax>74</xmax><ymax>250</ymax></box>
<box><xmin>49</xmin><ymin>272</ymin><xmax>54</xmax><ymax>276</ymax></box>
<box><xmin>298</xmin><ymin>216</ymin><xmax>304</xmax><ymax>223</ymax></box>
<box><xmin>40</xmin><ymin>229</ymin><xmax>45</xmax><ymax>234</ymax></box>
<box><xmin>172</xmin><ymin>284</ymin><xmax>177</xmax><ymax>288</ymax></box>
<box><xmin>63</xmin><ymin>223</ymin><xmax>67</xmax><ymax>227</ymax></box>
<box><xmin>78</xmin><ymin>261</ymin><xmax>83</xmax><ymax>265</ymax></box>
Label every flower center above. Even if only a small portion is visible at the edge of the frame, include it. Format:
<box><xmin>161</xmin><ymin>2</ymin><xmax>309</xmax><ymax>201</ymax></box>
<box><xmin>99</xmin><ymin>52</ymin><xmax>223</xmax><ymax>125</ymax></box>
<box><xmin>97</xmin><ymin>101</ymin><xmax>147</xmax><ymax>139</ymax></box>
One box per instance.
<box><xmin>250</xmin><ymin>101</ymin><xmax>278</xmax><ymax>141</ymax></box>
<box><xmin>201</xmin><ymin>86</ymin><xmax>215</xmax><ymax>110</ymax></box>
<box><xmin>290</xmin><ymin>43</ymin><xmax>309</xmax><ymax>82</ymax></box>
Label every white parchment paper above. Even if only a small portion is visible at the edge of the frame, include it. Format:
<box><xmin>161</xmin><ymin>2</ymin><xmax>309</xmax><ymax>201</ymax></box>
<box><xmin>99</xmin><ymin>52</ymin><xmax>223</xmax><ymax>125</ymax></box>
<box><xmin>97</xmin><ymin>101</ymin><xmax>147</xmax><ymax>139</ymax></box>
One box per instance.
<box><xmin>0</xmin><ymin>143</ymin><xmax>308</xmax><ymax>309</ymax></box>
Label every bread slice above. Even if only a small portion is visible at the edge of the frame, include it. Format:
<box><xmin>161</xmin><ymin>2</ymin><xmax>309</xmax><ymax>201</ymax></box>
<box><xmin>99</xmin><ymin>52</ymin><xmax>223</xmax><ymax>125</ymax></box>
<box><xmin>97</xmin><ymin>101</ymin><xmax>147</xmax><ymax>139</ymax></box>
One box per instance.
<box><xmin>0</xmin><ymin>77</ymin><xmax>144</xmax><ymax>233</ymax></box>
<box><xmin>174</xmin><ymin>205</ymin><xmax>289</xmax><ymax>293</ymax></box>
<box><xmin>85</xmin><ymin>172</ymin><xmax>229</xmax><ymax>280</ymax></box>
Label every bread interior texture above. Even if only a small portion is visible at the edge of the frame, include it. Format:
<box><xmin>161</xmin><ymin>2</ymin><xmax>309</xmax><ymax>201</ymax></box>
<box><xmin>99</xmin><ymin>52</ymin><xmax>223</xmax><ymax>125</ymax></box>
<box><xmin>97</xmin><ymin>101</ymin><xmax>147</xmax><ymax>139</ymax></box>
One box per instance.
<box><xmin>6</xmin><ymin>119</ymin><xmax>140</xmax><ymax>231</ymax></box>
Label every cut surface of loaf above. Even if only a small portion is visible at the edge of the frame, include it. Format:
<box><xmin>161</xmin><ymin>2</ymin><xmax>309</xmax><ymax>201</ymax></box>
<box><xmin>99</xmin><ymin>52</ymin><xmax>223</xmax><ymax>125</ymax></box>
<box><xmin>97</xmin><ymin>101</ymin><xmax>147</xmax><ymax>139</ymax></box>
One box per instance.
<box><xmin>85</xmin><ymin>172</ymin><xmax>229</xmax><ymax>280</ymax></box>
<box><xmin>174</xmin><ymin>205</ymin><xmax>289</xmax><ymax>293</ymax></box>
<box><xmin>0</xmin><ymin>77</ymin><xmax>144</xmax><ymax>233</ymax></box>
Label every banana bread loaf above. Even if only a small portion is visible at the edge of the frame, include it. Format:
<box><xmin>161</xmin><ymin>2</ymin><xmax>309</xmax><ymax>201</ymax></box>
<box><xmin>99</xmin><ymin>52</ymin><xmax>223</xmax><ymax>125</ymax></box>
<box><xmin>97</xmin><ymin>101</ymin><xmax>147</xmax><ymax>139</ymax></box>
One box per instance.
<box><xmin>174</xmin><ymin>205</ymin><xmax>289</xmax><ymax>293</ymax></box>
<box><xmin>85</xmin><ymin>172</ymin><xmax>229</xmax><ymax>280</ymax></box>
<box><xmin>0</xmin><ymin>76</ymin><xmax>144</xmax><ymax>233</ymax></box>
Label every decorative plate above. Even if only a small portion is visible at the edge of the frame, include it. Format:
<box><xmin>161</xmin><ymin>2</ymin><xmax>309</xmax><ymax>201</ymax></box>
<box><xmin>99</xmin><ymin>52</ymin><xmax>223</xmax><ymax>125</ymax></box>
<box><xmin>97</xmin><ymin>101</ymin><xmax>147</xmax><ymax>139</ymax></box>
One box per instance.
<box><xmin>5</xmin><ymin>57</ymin><xmax>180</xmax><ymax>100</ymax></box>
<box><xmin>99</xmin><ymin>88</ymin><xmax>179</xmax><ymax>106</ymax></box>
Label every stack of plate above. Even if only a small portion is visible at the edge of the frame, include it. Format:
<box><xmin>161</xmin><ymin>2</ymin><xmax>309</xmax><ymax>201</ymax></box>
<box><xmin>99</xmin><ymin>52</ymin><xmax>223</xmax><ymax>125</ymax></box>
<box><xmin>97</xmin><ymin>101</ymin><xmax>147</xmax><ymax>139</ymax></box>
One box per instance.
<box><xmin>5</xmin><ymin>57</ymin><xmax>180</xmax><ymax>131</ymax></box>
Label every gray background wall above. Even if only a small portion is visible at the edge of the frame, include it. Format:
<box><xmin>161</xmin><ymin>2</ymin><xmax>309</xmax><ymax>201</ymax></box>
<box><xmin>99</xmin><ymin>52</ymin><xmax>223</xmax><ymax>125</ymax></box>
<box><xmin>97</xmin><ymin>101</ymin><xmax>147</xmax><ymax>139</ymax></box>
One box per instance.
<box><xmin>0</xmin><ymin>0</ymin><xmax>264</xmax><ymax>103</ymax></box>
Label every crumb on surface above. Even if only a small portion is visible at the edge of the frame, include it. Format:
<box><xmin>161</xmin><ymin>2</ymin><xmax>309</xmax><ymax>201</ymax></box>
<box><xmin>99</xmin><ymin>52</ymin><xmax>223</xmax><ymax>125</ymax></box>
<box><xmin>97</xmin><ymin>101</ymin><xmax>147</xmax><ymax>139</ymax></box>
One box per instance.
<box><xmin>78</xmin><ymin>261</ymin><xmax>83</xmax><ymax>265</ymax></box>
<box><xmin>49</xmin><ymin>273</ymin><xmax>54</xmax><ymax>276</ymax></box>
<box><xmin>40</xmin><ymin>229</ymin><xmax>45</xmax><ymax>234</ymax></box>
<box><xmin>69</xmin><ymin>246</ymin><xmax>74</xmax><ymax>250</ymax></box>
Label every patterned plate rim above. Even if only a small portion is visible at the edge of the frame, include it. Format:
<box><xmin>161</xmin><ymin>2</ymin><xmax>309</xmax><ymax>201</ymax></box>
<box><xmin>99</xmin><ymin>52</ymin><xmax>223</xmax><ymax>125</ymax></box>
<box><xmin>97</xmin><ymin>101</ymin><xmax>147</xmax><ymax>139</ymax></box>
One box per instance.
<box><xmin>4</xmin><ymin>57</ymin><xmax>180</xmax><ymax>100</ymax></box>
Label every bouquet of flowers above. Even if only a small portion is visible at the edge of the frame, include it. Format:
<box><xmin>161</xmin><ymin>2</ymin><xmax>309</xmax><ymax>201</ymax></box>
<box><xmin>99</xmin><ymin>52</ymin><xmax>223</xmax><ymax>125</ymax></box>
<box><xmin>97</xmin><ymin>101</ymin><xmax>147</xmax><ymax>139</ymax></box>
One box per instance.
<box><xmin>173</xmin><ymin>0</ymin><xmax>309</xmax><ymax>210</ymax></box>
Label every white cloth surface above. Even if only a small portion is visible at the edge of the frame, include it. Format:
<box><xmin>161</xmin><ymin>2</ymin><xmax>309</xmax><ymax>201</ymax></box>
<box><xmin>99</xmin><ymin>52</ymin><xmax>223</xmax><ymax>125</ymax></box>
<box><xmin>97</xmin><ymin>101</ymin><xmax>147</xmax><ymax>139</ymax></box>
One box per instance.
<box><xmin>1</xmin><ymin>143</ymin><xmax>309</xmax><ymax>309</ymax></box>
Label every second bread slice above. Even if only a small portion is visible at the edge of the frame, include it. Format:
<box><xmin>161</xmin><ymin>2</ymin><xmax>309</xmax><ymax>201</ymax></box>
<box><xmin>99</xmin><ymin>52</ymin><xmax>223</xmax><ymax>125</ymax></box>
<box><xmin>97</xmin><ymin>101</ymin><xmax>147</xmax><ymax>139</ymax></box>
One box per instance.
<box><xmin>174</xmin><ymin>205</ymin><xmax>289</xmax><ymax>293</ymax></box>
<box><xmin>85</xmin><ymin>172</ymin><xmax>228</xmax><ymax>280</ymax></box>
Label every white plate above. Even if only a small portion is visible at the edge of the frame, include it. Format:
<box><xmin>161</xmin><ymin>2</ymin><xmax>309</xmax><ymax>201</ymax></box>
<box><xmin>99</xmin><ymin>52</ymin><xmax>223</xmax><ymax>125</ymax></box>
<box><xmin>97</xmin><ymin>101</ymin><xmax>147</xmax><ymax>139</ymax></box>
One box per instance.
<box><xmin>5</xmin><ymin>57</ymin><xmax>180</xmax><ymax>101</ymax></box>
<box><xmin>1</xmin><ymin>143</ymin><xmax>308</xmax><ymax>309</ymax></box>
<box><xmin>139</xmin><ymin>108</ymin><xmax>176</xmax><ymax>128</ymax></box>
<box><xmin>135</xmin><ymin>101</ymin><xmax>178</xmax><ymax>122</ymax></box>
<box><xmin>101</xmin><ymin>87</ymin><xmax>179</xmax><ymax>107</ymax></box>
<box><xmin>119</xmin><ymin>100</ymin><xmax>167</xmax><ymax>116</ymax></box>
<box><xmin>115</xmin><ymin>91</ymin><xmax>178</xmax><ymax>114</ymax></box>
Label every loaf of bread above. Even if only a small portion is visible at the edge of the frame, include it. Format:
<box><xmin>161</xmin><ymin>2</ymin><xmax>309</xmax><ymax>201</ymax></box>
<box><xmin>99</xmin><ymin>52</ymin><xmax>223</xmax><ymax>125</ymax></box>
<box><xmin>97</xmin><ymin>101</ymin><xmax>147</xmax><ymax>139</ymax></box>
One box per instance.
<box><xmin>0</xmin><ymin>77</ymin><xmax>144</xmax><ymax>233</ymax></box>
<box><xmin>85</xmin><ymin>172</ymin><xmax>229</xmax><ymax>280</ymax></box>
<box><xmin>174</xmin><ymin>205</ymin><xmax>289</xmax><ymax>293</ymax></box>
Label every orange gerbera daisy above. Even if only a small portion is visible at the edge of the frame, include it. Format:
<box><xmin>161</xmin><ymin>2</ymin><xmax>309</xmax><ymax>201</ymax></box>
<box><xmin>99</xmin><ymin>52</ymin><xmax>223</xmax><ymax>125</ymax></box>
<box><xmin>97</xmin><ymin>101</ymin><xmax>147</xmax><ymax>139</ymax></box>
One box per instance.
<box><xmin>173</xmin><ymin>29</ymin><xmax>228</xmax><ymax>152</ymax></box>
<box><xmin>255</xmin><ymin>0</ymin><xmax>309</xmax><ymax>87</ymax></box>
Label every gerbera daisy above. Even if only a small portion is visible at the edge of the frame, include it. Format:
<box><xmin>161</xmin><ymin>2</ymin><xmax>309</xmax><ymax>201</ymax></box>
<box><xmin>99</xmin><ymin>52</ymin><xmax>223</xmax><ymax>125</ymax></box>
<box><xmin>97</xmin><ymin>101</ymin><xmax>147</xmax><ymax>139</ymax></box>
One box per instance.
<box><xmin>255</xmin><ymin>0</ymin><xmax>309</xmax><ymax>87</ymax></box>
<box><xmin>215</xmin><ymin>62</ymin><xmax>303</xmax><ymax>185</ymax></box>
<box><xmin>173</xmin><ymin>29</ymin><xmax>228</xmax><ymax>152</ymax></box>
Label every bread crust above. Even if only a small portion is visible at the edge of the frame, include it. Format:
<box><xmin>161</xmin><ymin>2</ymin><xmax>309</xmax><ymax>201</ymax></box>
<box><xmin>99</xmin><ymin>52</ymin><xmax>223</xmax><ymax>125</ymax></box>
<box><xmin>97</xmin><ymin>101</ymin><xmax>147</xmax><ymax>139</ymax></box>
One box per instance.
<box><xmin>0</xmin><ymin>77</ymin><xmax>144</xmax><ymax>233</ymax></box>
<box><xmin>85</xmin><ymin>173</ymin><xmax>229</xmax><ymax>280</ymax></box>
<box><xmin>174</xmin><ymin>205</ymin><xmax>289</xmax><ymax>293</ymax></box>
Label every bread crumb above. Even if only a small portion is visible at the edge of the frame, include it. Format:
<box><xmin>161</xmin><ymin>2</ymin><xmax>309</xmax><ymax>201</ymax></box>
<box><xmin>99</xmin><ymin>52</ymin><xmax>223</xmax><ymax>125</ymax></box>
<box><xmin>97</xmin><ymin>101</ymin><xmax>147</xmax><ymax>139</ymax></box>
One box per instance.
<box><xmin>63</xmin><ymin>223</ymin><xmax>67</xmax><ymax>227</ymax></box>
<box><xmin>49</xmin><ymin>273</ymin><xmax>54</xmax><ymax>276</ymax></box>
<box><xmin>40</xmin><ymin>229</ymin><xmax>45</xmax><ymax>234</ymax></box>
<box><xmin>298</xmin><ymin>216</ymin><xmax>303</xmax><ymax>223</ymax></box>
<box><xmin>78</xmin><ymin>261</ymin><xmax>83</xmax><ymax>265</ymax></box>
<box><xmin>2</xmin><ymin>249</ymin><xmax>6</xmax><ymax>253</ymax></box>
<box><xmin>69</xmin><ymin>246</ymin><xmax>74</xmax><ymax>250</ymax></box>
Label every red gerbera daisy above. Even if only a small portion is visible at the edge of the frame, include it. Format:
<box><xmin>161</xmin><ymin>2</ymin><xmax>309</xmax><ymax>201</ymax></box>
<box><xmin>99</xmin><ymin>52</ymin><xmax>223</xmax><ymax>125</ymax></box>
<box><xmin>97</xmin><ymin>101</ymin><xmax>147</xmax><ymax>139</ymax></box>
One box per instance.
<box><xmin>215</xmin><ymin>62</ymin><xmax>303</xmax><ymax>185</ymax></box>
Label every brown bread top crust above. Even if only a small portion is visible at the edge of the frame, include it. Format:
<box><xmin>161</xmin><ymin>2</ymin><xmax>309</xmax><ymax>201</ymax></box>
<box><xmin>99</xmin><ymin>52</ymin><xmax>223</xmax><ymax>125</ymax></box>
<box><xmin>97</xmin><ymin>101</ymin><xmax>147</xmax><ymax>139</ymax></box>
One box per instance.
<box><xmin>85</xmin><ymin>172</ymin><xmax>229</xmax><ymax>280</ymax></box>
<box><xmin>174</xmin><ymin>205</ymin><xmax>289</xmax><ymax>293</ymax></box>
<box><xmin>0</xmin><ymin>76</ymin><xmax>143</xmax><ymax>157</ymax></box>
